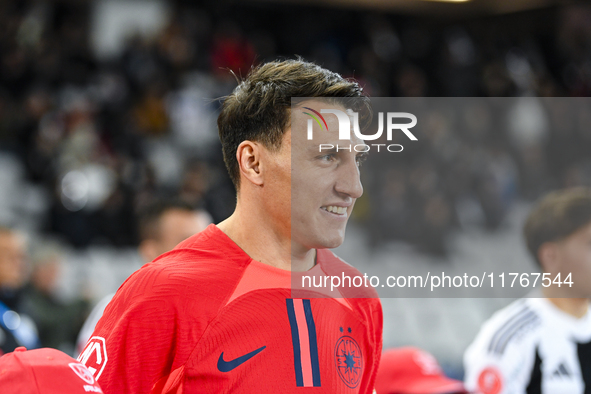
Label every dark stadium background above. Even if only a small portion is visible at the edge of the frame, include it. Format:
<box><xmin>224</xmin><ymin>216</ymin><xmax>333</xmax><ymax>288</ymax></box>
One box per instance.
<box><xmin>0</xmin><ymin>0</ymin><xmax>589</xmax><ymax>379</ymax></box>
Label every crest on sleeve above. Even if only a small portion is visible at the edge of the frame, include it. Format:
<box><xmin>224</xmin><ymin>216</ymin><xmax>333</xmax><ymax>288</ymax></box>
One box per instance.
<box><xmin>477</xmin><ymin>366</ymin><xmax>503</xmax><ymax>394</ymax></box>
<box><xmin>77</xmin><ymin>336</ymin><xmax>109</xmax><ymax>380</ymax></box>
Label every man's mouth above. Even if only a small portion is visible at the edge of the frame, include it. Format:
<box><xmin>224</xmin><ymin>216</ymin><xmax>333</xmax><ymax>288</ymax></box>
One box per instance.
<box><xmin>321</xmin><ymin>206</ymin><xmax>347</xmax><ymax>215</ymax></box>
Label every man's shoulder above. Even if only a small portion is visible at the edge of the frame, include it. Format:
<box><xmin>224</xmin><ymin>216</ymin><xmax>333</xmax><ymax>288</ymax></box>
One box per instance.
<box><xmin>143</xmin><ymin>224</ymin><xmax>250</xmax><ymax>284</ymax></box>
<box><xmin>468</xmin><ymin>298</ymin><xmax>543</xmax><ymax>358</ymax></box>
<box><xmin>463</xmin><ymin>298</ymin><xmax>555</xmax><ymax>393</ymax></box>
<box><xmin>113</xmin><ymin>227</ymin><xmax>251</xmax><ymax>309</ymax></box>
<box><xmin>485</xmin><ymin>297</ymin><xmax>544</xmax><ymax>333</ymax></box>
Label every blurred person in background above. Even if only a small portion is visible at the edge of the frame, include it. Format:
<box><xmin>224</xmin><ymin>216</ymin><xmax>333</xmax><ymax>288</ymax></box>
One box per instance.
<box><xmin>375</xmin><ymin>347</ymin><xmax>468</xmax><ymax>394</ymax></box>
<box><xmin>0</xmin><ymin>226</ymin><xmax>40</xmax><ymax>354</ymax></box>
<box><xmin>464</xmin><ymin>188</ymin><xmax>591</xmax><ymax>394</ymax></box>
<box><xmin>20</xmin><ymin>239</ymin><xmax>90</xmax><ymax>353</ymax></box>
<box><xmin>75</xmin><ymin>199</ymin><xmax>211</xmax><ymax>354</ymax></box>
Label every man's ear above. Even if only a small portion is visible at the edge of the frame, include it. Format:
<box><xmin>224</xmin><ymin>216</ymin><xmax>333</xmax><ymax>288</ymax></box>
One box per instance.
<box><xmin>236</xmin><ymin>140</ymin><xmax>264</xmax><ymax>187</ymax></box>
<box><xmin>538</xmin><ymin>242</ymin><xmax>559</xmax><ymax>274</ymax></box>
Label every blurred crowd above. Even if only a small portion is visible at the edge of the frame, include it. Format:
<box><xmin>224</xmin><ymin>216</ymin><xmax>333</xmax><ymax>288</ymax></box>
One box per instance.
<box><xmin>362</xmin><ymin>97</ymin><xmax>591</xmax><ymax>255</ymax></box>
<box><xmin>1</xmin><ymin>0</ymin><xmax>591</xmax><ymax>351</ymax></box>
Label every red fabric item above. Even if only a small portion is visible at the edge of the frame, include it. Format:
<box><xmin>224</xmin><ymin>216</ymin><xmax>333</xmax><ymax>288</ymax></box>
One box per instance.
<box><xmin>0</xmin><ymin>347</ymin><xmax>103</xmax><ymax>393</ymax></box>
<box><xmin>375</xmin><ymin>347</ymin><xmax>467</xmax><ymax>394</ymax></box>
<box><xmin>79</xmin><ymin>224</ymin><xmax>382</xmax><ymax>393</ymax></box>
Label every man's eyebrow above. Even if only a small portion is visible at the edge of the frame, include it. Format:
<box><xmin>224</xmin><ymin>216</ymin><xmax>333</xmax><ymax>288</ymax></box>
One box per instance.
<box><xmin>308</xmin><ymin>144</ymin><xmax>370</xmax><ymax>156</ymax></box>
<box><xmin>307</xmin><ymin>145</ymin><xmax>337</xmax><ymax>153</ymax></box>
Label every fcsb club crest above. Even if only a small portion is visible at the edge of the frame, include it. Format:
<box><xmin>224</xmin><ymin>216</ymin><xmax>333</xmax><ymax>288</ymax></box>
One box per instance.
<box><xmin>77</xmin><ymin>336</ymin><xmax>108</xmax><ymax>380</ymax></box>
<box><xmin>334</xmin><ymin>334</ymin><xmax>363</xmax><ymax>388</ymax></box>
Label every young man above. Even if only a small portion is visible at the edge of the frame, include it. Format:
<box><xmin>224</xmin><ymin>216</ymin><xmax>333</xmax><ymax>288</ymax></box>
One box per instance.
<box><xmin>464</xmin><ymin>188</ymin><xmax>591</xmax><ymax>394</ymax></box>
<box><xmin>79</xmin><ymin>60</ymin><xmax>383</xmax><ymax>393</ymax></box>
<box><xmin>0</xmin><ymin>227</ymin><xmax>40</xmax><ymax>354</ymax></box>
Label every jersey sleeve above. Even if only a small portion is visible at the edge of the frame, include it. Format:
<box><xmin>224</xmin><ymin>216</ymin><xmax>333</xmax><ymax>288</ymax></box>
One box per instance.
<box><xmin>464</xmin><ymin>320</ymin><xmax>537</xmax><ymax>394</ymax></box>
<box><xmin>77</xmin><ymin>244</ymin><xmax>242</xmax><ymax>394</ymax></box>
<box><xmin>78</xmin><ymin>265</ymin><xmax>195</xmax><ymax>394</ymax></box>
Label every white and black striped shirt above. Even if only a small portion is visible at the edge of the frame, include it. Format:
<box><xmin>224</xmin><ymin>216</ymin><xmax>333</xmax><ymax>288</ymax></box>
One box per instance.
<box><xmin>464</xmin><ymin>296</ymin><xmax>591</xmax><ymax>394</ymax></box>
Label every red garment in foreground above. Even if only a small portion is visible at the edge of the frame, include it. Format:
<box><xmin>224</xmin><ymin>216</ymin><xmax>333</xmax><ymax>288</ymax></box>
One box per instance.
<box><xmin>78</xmin><ymin>224</ymin><xmax>382</xmax><ymax>393</ymax></box>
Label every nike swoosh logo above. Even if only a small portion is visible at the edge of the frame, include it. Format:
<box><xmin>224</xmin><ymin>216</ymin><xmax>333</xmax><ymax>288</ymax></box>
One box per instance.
<box><xmin>217</xmin><ymin>346</ymin><xmax>266</xmax><ymax>372</ymax></box>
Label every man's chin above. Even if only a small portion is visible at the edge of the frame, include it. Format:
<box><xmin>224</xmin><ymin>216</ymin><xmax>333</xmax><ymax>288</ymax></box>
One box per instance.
<box><xmin>314</xmin><ymin>234</ymin><xmax>345</xmax><ymax>250</ymax></box>
<box><xmin>293</xmin><ymin>228</ymin><xmax>346</xmax><ymax>250</ymax></box>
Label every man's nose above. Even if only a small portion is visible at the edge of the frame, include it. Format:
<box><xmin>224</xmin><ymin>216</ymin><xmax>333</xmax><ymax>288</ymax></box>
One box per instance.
<box><xmin>335</xmin><ymin>158</ymin><xmax>363</xmax><ymax>199</ymax></box>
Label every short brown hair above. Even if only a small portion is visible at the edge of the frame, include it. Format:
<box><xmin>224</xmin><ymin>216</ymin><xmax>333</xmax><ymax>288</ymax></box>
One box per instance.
<box><xmin>217</xmin><ymin>59</ymin><xmax>369</xmax><ymax>190</ymax></box>
<box><xmin>137</xmin><ymin>199</ymin><xmax>195</xmax><ymax>242</ymax></box>
<box><xmin>524</xmin><ymin>187</ymin><xmax>591</xmax><ymax>266</ymax></box>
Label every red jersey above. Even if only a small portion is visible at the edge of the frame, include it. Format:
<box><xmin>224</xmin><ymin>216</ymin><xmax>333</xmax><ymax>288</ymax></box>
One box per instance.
<box><xmin>78</xmin><ymin>224</ymin><xmax>383</xmax><ymax>393</ymax></box>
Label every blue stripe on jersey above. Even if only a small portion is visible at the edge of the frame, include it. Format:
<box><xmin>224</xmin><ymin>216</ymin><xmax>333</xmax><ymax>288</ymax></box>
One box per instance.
<box><xmin>286</xmin><ymin>299</ymin><xmax>304</xmax><ymax>387</ymax></box>
<box><xmin>303</xmin><ymin>299</ymin><xmax>321</xmax><ymax>387</ymax></box>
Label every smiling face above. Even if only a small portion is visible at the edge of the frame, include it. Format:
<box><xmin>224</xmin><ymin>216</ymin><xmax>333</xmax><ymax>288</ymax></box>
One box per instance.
<box><xmin>290</xmin><ymin>99</ymin><xmax>365</xmax><ymax>252</ymax></box>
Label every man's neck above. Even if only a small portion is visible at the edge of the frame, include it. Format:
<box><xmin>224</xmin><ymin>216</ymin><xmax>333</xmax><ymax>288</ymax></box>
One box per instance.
<box><xmin>217</xmin><ymin>207</ymin><xmax>315</xmax><ymax>272</ymax></box>
<box><xmin>542</xmin><ymin>287</ymin><xmax>589</xmax><ymax>318</ymax></box>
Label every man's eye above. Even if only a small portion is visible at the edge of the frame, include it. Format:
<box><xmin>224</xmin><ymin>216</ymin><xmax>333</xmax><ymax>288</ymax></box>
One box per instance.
<box><xmin>356</xmin><ymin>154</ymin><xmax>368</xmax><ymax>167</ymax></box>
<box><xmin>320</xmin><ymin>154</ymin><xmax>336</xmax><ymax>161</ymax></box>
